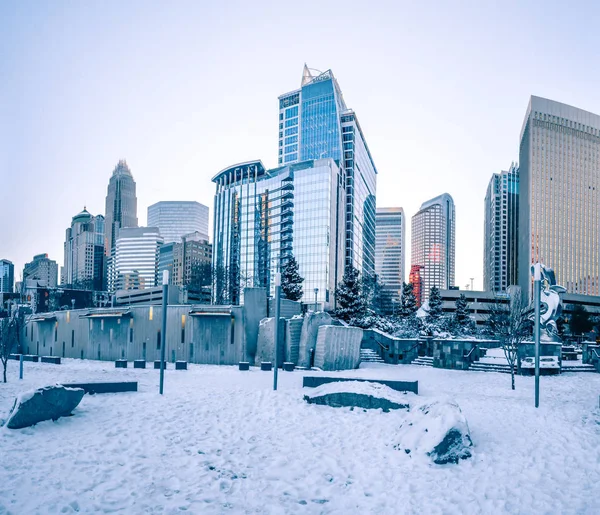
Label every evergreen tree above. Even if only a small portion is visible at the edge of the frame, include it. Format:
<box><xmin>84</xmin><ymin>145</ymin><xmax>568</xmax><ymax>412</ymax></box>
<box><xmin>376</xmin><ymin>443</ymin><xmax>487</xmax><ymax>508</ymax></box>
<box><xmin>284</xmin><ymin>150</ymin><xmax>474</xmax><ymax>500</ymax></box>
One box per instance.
<box><xmin>569</xmin><ymin>305</ymin><xmax>593</xmax><ymax>336</ymax></box>
<box><xmin>400</xmin><ymin>282</ymin><xmax>417</xmax><ymax>318</ymax></box>
<box><xmin>428</xmin><ymin>286</ymin><xmax>443</xmax><ymax>319</ymax></box>
<box><xmin>454</xmin><ymin>294</ymin><xmax>470</xmax><ymax>326</ymax></box>
<box><xmin>361</xmin><ymin>273</ymin><xmax>384</xmax><ymax>315</ymax></box>
<box><xmin>335</xmin><ymin>265</ymin><xmax>364</xmax><ymax>321</ymax></box>
<box><xmin>281</xmin><ymin>256</ymin><xmax>304</xmax><ymax>301</ymax></box>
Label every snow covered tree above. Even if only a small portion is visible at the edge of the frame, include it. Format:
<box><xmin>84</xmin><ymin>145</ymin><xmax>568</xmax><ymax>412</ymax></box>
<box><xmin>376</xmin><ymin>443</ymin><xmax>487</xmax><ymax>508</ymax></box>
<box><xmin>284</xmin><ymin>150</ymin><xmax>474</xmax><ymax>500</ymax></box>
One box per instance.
<box><xmin>428</xmin><ymin>286</ymin><xmax>443</xmax><ymax>319</ymax></box>
<box><xmin>400</xmin><ymin>282</ymin><xmax>417</xmax><ymax>318</ymax></box>
<box><xmin>569</xmin><ymin>305</ymin><xmax>593</xmax><ymax>337</ymax></box>
<box><xmin>281</xmin><ymin>256</ymin><xmax>304</xmax><ymax>301</ymax></box>
<box><xmin>335</xmin><ymin>265</ymin><xmax>364</xmax><ymax>321</ymax></box>
<box><xmin>361</xmin><ymin>273</ymin><xmax>384</xmax><ymax>315</ymax></box>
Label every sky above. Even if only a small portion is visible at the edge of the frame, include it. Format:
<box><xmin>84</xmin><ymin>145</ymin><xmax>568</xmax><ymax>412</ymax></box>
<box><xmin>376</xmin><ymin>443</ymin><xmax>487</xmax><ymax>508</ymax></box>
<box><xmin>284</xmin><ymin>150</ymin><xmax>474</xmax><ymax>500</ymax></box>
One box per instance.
<box><xmin>2</xmin><ymin>0</ymin><xmax>600</xmax><ymax>290</ymax></box>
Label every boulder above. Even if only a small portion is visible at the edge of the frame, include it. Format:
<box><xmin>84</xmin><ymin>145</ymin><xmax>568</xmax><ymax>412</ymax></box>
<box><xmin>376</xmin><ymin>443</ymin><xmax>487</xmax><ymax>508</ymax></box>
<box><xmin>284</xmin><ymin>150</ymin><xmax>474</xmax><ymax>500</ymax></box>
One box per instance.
<box><xmin>304</xmin><ymin>381</ymin><xmax>413</xmax><ymax>412</ymax></box>
<box><xmin>393</xmin><ymin>399</ymin><xmax>473</xmax><ymax>464</ymax></box>
<box><xmin>4</xmin><ymin>385</ymin><xmax>85</xmax><ymax>429</ymax></box>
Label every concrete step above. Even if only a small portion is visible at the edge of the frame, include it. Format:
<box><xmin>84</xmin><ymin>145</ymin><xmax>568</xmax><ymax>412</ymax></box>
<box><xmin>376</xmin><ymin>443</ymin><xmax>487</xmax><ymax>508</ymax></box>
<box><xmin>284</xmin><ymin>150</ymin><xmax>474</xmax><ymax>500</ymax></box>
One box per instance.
<box><xmin>359</xmin><ymin>349</ymin><xmax>385</xmax><ymax>363</ymax></box>
<box><xmin>469</xmin><ymin>362</ymin><xmax>515</xmax><ymax>374</ymax></box>
<box><xmin>412</xmin><ymin>356</ymin><xmax>433</xmax><ymax>367</ymax></box>
<box><xmin>562</xmin><ymin>365</ymin><xmax>596</xmax><ymax>373</ymax></box>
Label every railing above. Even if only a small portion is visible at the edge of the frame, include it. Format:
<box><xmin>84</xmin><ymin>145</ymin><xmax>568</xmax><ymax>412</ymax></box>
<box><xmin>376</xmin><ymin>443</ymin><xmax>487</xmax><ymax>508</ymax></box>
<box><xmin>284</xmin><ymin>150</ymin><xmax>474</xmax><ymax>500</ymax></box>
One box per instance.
<box><xmin>464</xmin><ymin>344</ymin><xmax>479</xmax><ymax>361</ymax></box>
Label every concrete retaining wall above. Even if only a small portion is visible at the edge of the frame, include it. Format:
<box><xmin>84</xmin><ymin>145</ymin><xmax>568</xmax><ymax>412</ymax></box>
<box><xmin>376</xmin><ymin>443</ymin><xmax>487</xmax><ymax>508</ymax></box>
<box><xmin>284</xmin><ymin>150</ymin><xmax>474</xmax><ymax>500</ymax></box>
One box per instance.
<box><xmin>433</xmin><ymin>340</ymin><xmax>480</xmax><ymax>370</ymax></box>
<box><xmin>285</xmin><ymin>316</ymin><xmax>303</xmax><ymax>364</ymax></box>
<box><xmin>517</xmin><ymin>342</ymin><xmax>562</xmax><ymax>373</ymax></box>
<box><xmin>314</xmin><ymin>325</ymin><xmax>362</xmax><ymax>371</ymax></box>
<box><xmin>255</xmin><ymin>317</ymin><xmax>286</xmax><ymax>367</ymax></box>
<box><xmin>361</xmin><ymin>329</ymin><xmax>419</xmax><ymax>364</ymax></box>
<box><xmin>298</xmin><ymin>312</ymin><xmax>332</xmax><ymax>368</ymax></box>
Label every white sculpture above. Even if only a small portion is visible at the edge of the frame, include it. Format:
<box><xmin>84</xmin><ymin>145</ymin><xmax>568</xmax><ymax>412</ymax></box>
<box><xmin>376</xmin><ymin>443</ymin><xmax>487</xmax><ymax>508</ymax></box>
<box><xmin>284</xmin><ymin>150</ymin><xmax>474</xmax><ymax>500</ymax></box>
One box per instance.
<box><xmin>531</xmin><ymin>264</ymin><xmax>566</xmax><ymax>342</ymax></box>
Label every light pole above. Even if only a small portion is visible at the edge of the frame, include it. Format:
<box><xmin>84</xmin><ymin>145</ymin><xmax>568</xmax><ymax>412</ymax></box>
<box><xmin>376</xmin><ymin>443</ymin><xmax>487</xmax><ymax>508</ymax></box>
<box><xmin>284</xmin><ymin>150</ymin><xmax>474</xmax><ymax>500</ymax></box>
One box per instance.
<box><xmin>273</xmin><ymin>273</ymin><xmax>281</xmax><ymax>391</ymax></box>
<box><xmin>470</xmin><ymin>278</ymin><xmax>474</xmax><ymax>291</ymax></box>
<box><xmin>533</xmin><ymin>263</ymin><xmax>541</xmax><ymax>408</ymax></box>
<box><xmin>159</xmin><ymin>270</ymin><xmax>169</xmax><ymax>395</ymax></box>
<box><xmin>314</xmin><ymin>288</ymin><xmax>319</xmax><ymax>312</ymax></box>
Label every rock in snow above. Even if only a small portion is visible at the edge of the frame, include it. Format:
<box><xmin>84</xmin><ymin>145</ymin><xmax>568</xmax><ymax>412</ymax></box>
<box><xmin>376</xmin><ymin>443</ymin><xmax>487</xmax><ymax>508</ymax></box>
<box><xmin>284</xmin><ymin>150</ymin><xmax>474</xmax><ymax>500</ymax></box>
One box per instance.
<box><xmin>4</xmin><ymin>385</ymin><xmax>85</xmax><ymax>429</ymax></box>
<box><xmin>393</xmin><ymin>399</ymin><xmax>473</xmax><ymax>464</ymax></box>
<box><xmin>304</xmin><ymin>380</ymin><xmax>414</xmax><ymax>411</ymax></box>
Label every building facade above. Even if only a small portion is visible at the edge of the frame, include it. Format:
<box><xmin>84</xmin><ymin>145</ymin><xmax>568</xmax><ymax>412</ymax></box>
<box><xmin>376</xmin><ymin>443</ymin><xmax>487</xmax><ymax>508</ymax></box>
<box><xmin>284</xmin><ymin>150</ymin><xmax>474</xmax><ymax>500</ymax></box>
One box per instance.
<box><xmin>104</xmin><ymin>160</ymin><xmax>138</xmax><ymax>259</ymax></box>
<box><xmin>23</xmin><ymin>253</ymin><xmax>58</xmax><ymax>288</ymax></box>
<box><xmin>0</xmin><ymin>259</ymin><xmax>14</xmax><ymax>294</ymax></box>
<box><xmin>518</xmin><ymin>96</ymin><xmax>600</xmax><ymax>300</ymax></box>
<box><xmin>483</xmin><ymin>164</ymin><xmax>519</xmax><ymax>292</ymax></box>
<box><xmin>63</xmin><ymin>209</ymin><xmax>105</xmax><ymax>291</ymax></box>
<box><xmin>278</xmin><ymin>66</ymin><xmax>377</xmax><ymax>276</ymax></box>
<box><xmin>411</xmin><ymin>193</ymin><xmax>455</xmax><ymax>303</ymax></box>
<box><xmin>212</xmin><ymin>158</ymin><xmax>345</xmax><ymax>309</ymax></box>
<box><xmin>108</xmin><ymin>227</ymin><xmax>163</xmax><ymax>292</ymax></box>
<box><xmin>147</xmin><ymin>201</ymin><xmax>210</xmax><ymax>243</ymax></box>
<box><xmin>158</xmin><ymin>231</ymin><xmax>212</xmax><ymax>291</ymax></box>
<box><xmin>375</xmin><ymin>207</ymin><xmax>405</xmax><ymax>313</ymax></box>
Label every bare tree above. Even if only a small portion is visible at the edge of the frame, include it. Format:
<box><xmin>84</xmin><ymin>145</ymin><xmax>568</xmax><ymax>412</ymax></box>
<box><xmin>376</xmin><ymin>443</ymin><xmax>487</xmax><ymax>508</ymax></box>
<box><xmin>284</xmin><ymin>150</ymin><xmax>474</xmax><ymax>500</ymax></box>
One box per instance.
<box><xmin>0</xmin><ymin>313</ymin><xmax>23</xmax><ymax>383</ymax></box>
<box><xmin>486</xmin><ymin>291</ymin><xmax>531</xmax><ymax>390</ymax></box>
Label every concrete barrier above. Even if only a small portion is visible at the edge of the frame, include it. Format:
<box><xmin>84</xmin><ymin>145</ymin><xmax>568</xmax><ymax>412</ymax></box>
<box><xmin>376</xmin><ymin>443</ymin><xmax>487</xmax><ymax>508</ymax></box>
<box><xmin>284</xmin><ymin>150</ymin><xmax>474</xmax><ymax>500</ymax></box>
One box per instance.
<box><xmin>41</xmin><ymin>356</ymin><xmax>61</xmax><ymax>365</ymax></box>
<box><xmin>23</xmin><ymin>355</ymin><xmax>39</xmax><ymax>362</ymax></box>
<box><xmin>261</xmin><ymin>362</ymin><xmax>272</xmax><ymax>371</ymax></box>
<box><xmin>175</xmin><ymin>361</ymin><xmax>187</xmax><ymax>370</ymax></box>
<box><xmin>133</xmin><ymin>360</ymin><xmax>146</xmax><ymax>369</ymax></box>
<box><xmin>298</xmin><ymin>312</ymin><xmax>332</xmax><ymax>368</ymax></box>
<box><xmin>115</xmin><ymin>359</ymin><xmax>128</xmax><ymax>368</ymax></box>
<box><xmin>239</xmin><ymin>362</ymin><xmax>250</xmax><ymax>371</ymax></box>
<box><xmin>283</xmin><ymin>362</ymin><xmax>295</xmax><ymax>371</ymax></box>
<box><xmin>314</xmin><ymin>325</ymin><xmax>362</xmax><ymax>371</ymax></box>
<box><xmin>303</xmin><ymin>376</ymin><xmax>418</xmax><ymax>394</ymax></box>
<box><xmin>154</xmin><ymin>360</ymin><xmax>167</xmax><ymax>369</ymax></box>
<box><xmin>60</xmin><ymin>382</ymin><xmax>138</xmax><ymax>394</ymax></box>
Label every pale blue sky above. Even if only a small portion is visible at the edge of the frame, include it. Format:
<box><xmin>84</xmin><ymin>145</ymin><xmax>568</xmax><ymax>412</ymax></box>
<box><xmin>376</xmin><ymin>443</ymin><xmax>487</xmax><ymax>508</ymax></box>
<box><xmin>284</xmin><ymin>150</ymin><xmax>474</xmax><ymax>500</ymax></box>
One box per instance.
<box><xmin>1</xmin><ymin>0</ymin><xmax>599</xmax><ymax>289</ymax></box>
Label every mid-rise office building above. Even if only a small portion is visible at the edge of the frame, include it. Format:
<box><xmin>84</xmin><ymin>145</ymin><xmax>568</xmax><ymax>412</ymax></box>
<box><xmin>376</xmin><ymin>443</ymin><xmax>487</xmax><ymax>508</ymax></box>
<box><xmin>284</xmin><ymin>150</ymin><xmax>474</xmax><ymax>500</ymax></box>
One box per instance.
<box><xmin>0</xmin><ymin>259</ymin><xmax>14</xmax><ymax>293</ymax></box>
<box><xmin>518</xmin><ymin>96</ymin><xmax>600</xmax><ymax>300</ymax></box>
<box><xmin>483</xmin><ymin>164</ymin><xmax>519</xmax><ymax>292</ymax></box>
<box><xmin>375</xmin><ymin>207</ymin><xmax>405</xmax><ymax>313</ymax></box>
<box><xmin>147</xmin><ymin>201</ymin><xmax>209</xmax><ymax>243</ymax></box>
<box><xmin>63</xmin><ymin>208</ymin><xmax>105</xmax><ymax>291</ymax></box>
<box><xmin>108</xmin><ymin>227</ymin><xmax>163</xmax><ymax>292</ymax></box>
<box><xmin>212</xmin><ymin>158</ymin><xmax>345</xmax><ymax>309</ymax></box>
<box><xmin>158</xmin><ymin>231</ymin><xmax>212</xmax><ymax>290</ymax></box>
<box><xmin>104</xmin><ymin>160</ymin><xmax>138</xmax><ymax>259</ymax></box>
<box><xmin>411</xmin><ymin>193</ymin><xmax>455</xmax><ymax>303</ymax></box>
<box><xmin>23</xmin><ymin>253</ymin><xmax>58</xmax><ymax>288</ymax></box>
<box><xmin>278</xmin><ymin>66</ymin><xmax>377</xmax><ymax>276</ymax></box>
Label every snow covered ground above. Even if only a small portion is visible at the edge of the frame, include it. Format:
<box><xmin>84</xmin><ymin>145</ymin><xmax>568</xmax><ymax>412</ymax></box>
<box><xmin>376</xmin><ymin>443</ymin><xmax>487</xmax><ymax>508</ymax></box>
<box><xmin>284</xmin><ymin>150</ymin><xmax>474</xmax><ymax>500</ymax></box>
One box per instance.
<box><xmin>1</xmin><ymin>359</ymin><xmax>599</xmax><ymax>514</ymax></box>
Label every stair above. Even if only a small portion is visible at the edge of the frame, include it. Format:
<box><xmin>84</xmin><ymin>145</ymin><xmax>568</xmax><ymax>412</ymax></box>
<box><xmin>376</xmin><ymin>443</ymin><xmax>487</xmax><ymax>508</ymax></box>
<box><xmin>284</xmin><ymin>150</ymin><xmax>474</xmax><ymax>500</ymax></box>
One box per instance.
<box><xmin>412</xmin><ymin>356</ymin><xmax>434</xmax><ymax>367</ymax></box>
<box><xmin>360</xmin><ymin>348</ymin><xmax>385</xmax><ymax>364</ymax></box>
<box><xmin>561</xmin><ymin>363</ymin><xmax>597</xmax><ymax>373</ymax></box>
<box><xmin>469</xmin><ymin>362</ymin><xmax>515</xmax><ymax>374</ymax></box>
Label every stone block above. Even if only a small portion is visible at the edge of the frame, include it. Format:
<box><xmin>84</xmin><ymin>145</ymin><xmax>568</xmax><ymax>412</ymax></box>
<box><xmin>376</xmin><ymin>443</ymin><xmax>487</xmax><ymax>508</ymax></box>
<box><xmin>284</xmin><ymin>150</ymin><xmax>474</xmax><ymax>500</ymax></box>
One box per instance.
<box><xmin>133</xmin><ymin>360</ymin><xmax>146</xmax><ymax>369</ymax></box>
<box><xmin>115</xmin><ymin>359</ymin><xmax>127</xmax><ymax>368</ymax></box>
<box><xmin>23</xmin><ymin>355</ymin><xmax>39</xmax><ymax>362</ymax></box>
<box><xmin>154</xmin><ymin>360</ymin><xmax>167</xmax><ymax>369</ymax></box>
<box><xmin>238</xmin><ymin>361</ymin><xmax>250</xmax><ymax>371</ymax></box>
<box><xmin>283</xmin><ymin>362</ymin><xmax>295</xmax><ymax>371</ymax></box>
<box><xmin>285</xmin><ymin>316</ymin><xmax>303</xmax><ymax>364</ymax></box>
<box><xmin>60</xmin><ymin>382</ymin><xmax>137</xmax><ymax>394</ymax></box>
<box><xmin>175</xmin><ymin>361</ymin><xmax>187</xmax><ymax>370</ymax></box>
<box><xmin>256</xmin><ymin>317</ymin><xmax>286</xmax><ymax>367</ymax></box>
<box><xmin>315</xmin><ymin>325</ymin><xmax>362</xmax><ymax>371</ymax></box>
<box><xmin>303</xmin><ymin>376</ymin><xmax>418</xmax><ymax>394</ymax></box>
<box><xmin>261</xmin><ymin>362</ymin><xmax>272</xmax><ymax>371</ymax></box>
<box><xmin>41</xmin><ymin>356</ymin><xmax>61</xmax><ymax>365</ymax></box>
<box><xmin>298</xmin><ymin>312</ymin><xmax>332</xmax><ymax>368</ymax></box>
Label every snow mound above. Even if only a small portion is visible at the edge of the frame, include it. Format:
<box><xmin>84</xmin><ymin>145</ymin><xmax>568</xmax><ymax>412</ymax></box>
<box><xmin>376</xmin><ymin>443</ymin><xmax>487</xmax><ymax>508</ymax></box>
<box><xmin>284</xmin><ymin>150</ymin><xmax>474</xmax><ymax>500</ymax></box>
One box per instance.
<box><xmin>304</xmin><ymin>380</ymin><xmax>415</xmax><ymax>411</ymax></box>
<box><xmin>393</xmin><ymin>398</ymin><xmax>473</xmax><ymax>464</ymax></box>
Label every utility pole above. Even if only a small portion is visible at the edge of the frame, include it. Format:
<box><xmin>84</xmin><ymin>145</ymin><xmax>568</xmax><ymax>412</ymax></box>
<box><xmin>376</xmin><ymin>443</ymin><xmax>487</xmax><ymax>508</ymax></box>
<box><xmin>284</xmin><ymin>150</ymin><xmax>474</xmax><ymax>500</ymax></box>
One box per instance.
<box><xmin>273</xmin><ymin>273</ymin><xmax>281</xmax><ymax>391</ymax></box>
<box><xmin>159</xmin><ymin>270</ymin><xmax>169</xmax><ymax>395</ymax></box>
<box><xmin>533</xmin><ymin>264</ymin><xmax>541</xmax><ymax>408</ymax></box>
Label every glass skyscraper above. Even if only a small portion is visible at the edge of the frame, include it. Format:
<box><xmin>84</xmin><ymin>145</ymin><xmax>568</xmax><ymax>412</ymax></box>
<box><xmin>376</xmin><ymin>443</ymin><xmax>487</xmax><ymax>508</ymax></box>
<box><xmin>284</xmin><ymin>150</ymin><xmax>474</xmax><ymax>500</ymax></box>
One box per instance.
<box><xmin>0</xmin><ymin>259</ymin><xmax>14</xmax><ymax>294</ymax></box>
<box><xmin>375</xmin><ymin>207</ymin><xmax>405</xmax><ymax>313</ymax></box>
<box><xmin>518</xmin><ymin>96</ymin><xmax>600</xmax><ymax>299</ymax></box>
<box><xmin>212</xmin><ymin>158</ymin><xmax>345</xmax><ymax>309</ymax></box>
<box><xmin>278</xmin><ymin>66</ymin><xmax>378</xmax><ymax>276</ymax></box>
<box><xmin>147</xmin><ymin>201</ymin><xmax>209</xmax><ymax>243</ymax></box>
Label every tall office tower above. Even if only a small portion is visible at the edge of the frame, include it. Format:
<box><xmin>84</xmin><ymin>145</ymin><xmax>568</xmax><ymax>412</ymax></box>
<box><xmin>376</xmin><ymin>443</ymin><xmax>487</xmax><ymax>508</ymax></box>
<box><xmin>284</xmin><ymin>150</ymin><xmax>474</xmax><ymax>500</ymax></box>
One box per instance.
<box><xmin>212</xmin><ymin>158</ymin><xmax>345</xmax><ymax>309</ymax></box>
<box><xmin>104</xmin><ymin>160</ymin><xmax>138</xmax><ymax>259</ymax></box>
<box><xmin>409</xmin><ymin>264</ymin><xmax>424</xmax><ymax>308</ymax></box>
<box><xmin>375</xmin><ymin>207</ymin><xmax>405</xmax><ymax>313</ymax></box>
<box><xmin>23</xmin><ymin>253</ymin><xmax>58</xmax><ymax>288</ymax></box>
<box><xmin>0</xmin><ymin>259</ymin><xmax>14</xmax><ymax>293</ymax></box>
<box><xmin>518</xmin><ymin>96</ymin><xmax>600</xmax><ymax>299</ymax></box>
<box><xmin>63</xmin><ymin>208</ymin><xmax>105</xmax><ymax>290</ymax></box>
<box><xmin>108</xmin><ymin>227</ymin><xmax>163</xmax><ymax>292</ymax></box>
<box><xmin>147</xmin><ymin>201</ymin><xmax>210</xmax><ymax>243</ymax></box>
<box><xmin>411</xmin><ymin>193</ymin><xmax>455</xmax><ymax>303</ymax></box>
<box><xmin>278</xmin><ymin>66</ymin><xmax>377</xmax><ymax>276</ymax></box>
<box><xmin>483</xmin><ymin>164</ymin><xmax>519</xmax><ymax>293</ymax></box>
<box><xmin>158</xmin><ymin>232</ymin><xmax>212</xmax><ymax>289</ymax></box>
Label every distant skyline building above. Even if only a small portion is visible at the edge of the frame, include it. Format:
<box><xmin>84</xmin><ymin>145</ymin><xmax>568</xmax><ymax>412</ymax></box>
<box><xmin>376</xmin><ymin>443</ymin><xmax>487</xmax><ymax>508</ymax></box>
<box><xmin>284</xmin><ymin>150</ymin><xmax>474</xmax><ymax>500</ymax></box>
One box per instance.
<box><xmin>212</xmin><ymin>158</ymin><xmax>345</xmax><ymax>309</ymax></box>
<box><xmin>23</xmin><ymin>253</ymin><xmax>58</xmax><ymax>289</ymax></box>
<box><xmin>278</xmin><ymin>66</ymin><xmax>377</xmax><ymax>276</ymax></box>
<box><xmin>484</xmin><ymin>164</ymin><xmax>519</xmax><ymax>293</ymax></box>
<box><xmin>411</xmin><ymin>193</ymin><xmax>455</xmax><ymax>303</ymax></box>
<box><xmin>375</xmin><ymin>207</ymin><xmax>405</xmax><ymax>313</ymax></box>
<box><xmin>63</xmin><ymin>208</ymin><xmax>105</xmax><ymax>291</ymax></box>
<box><xmin>104</xmin><ymin>160</ymin><xmax>138</xmax><ymax>259</ymax></box>
<box><xmin>108</xmin><ymin>227</ymin><xmax>163</xmax><ymax>292</ymax></box>
<box><xmin>147</xmin><ymin>201</ymin><xmax>209</xmax><ymax>243</ymax></box>
<box><xmin>0</xmin><ymin>259</ymin><xmax>14</xmax><ymax>294</ymax></box>
<box><xmin>158</xmin><ymin>231</ymin><xmax>212</xmax><ymax>290</ymax></box>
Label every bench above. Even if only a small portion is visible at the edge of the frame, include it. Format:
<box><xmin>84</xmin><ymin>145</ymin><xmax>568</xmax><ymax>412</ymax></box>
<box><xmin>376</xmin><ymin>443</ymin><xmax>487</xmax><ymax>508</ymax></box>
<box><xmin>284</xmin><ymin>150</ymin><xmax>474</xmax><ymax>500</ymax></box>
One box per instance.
<box><xmin>283</xmin><ymin>362</ymin><xmax>295</xmax><ymax>372</ymax></box>
<box><xmin>134</xmin><ymin>360</ymin><xmax>146</xmax><ymax>369</ymax></box>
<box><xmin>154</xmin><ymin>360</ymin><xmax>167</xmax><ymax>369</ymax></box>
<box><xmin>238</xmin><ymin>362</ymin><xmax>250</xmax><ymax>371</ymax></box>
<box><xmin>41</xmin><ymin>356</ymin><xmax>61</xmax><ymax>364</ymax></box>
<box><xmin>261</xmin><ymin>362</ymin><xmax>272</xmax><ymax>371</ymax></box>
<box><xmin>303</xmin><ymin>376</ymin><xmax>419</xmax><ymax>394</ymax></box>
<box><xmin>175</xmin><ymin>361</ymin><xmax>187</xmax><ymax>370</ymax></box>
<box><xmin>60</xmin><ymin>382</ymin><xmax>138</xmax><ymax>394</ymax></box>
<box><xmin>115</xmin><ymin>359</ymin><xmax>128</xmax><ymax>368</ymax></box>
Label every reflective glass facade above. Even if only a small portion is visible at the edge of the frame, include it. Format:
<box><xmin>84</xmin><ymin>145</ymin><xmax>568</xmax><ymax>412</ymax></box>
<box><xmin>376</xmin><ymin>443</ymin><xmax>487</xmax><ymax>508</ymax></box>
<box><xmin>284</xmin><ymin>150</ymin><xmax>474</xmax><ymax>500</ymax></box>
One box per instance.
<box><xmin>0</xmin><ymin>259</ymin><xmax>14</xmax><ymax>294</ymax></box>
<box><xmin>518</xmin><ymin>96</ymin><xmax>600</xmax><ymax>299</ymax></box>
<box><xmin>375</xmin><ymin>208</ymin><xmax>405</xmax><ymax>313</ymax></box>
<box><xmin>212</xmin><ymin>159</ymin><xmax>345</xmax><ymax>309</ymax></box>
<box><xmin>147</xmin><ymin>201</ymin><xmax>209</xmax><ymax>243</ymax></box>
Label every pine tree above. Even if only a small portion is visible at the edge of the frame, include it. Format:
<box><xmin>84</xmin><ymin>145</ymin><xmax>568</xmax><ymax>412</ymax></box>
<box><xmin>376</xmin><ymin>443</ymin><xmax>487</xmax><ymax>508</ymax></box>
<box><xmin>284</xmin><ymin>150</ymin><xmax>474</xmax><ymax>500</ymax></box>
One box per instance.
<box><xmin>428</xmin><ymin>286</ymin><xmax>443</xmax><ymax>319</ymax></box>
<box><xmin>281</xmin><ymin>256</ymin><xmax>304</xmax><ymax>301</ymax></box>
<box><xmin>454</xmin><ymin>294</ymin><xmax>470</xmax><ymax>326</ymax></box>
<box><xmin>335</xmin><ymin>265</ymin><xmax>364</xmax><ymax>321</ymax></box>
<box><xmin>400</xmin><ymin>282</ymin><xmax>417</xmax><ymax>318</ymax></box>
<box><xmin>361</xmin><ymin>273</ymin><xmax>384</xmax><ymax>315</ymax></box>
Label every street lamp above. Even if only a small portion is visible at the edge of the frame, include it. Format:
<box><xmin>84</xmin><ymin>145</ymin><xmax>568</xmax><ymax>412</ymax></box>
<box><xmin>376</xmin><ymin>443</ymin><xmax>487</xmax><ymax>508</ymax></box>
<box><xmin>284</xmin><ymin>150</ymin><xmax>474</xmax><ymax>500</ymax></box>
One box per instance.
<box><xmin>313</xmin><ymin>288</ymin><xmax>319</xmax><ymax>312</ymax></box>
<box><xmin>159</xmin><ymin>270</ymin><xmax>169</xmax><ymax>395</ymax></box>
<box><xmin>273</xmin><ymin>273</ymin><xmax>281</xmax><ymax>391</ymax></box>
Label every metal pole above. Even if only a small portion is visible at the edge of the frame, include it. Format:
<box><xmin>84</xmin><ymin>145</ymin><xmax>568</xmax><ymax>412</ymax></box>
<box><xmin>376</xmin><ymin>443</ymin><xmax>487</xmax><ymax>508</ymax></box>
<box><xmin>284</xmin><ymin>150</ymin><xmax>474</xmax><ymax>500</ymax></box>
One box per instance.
<box><xmin>273</xmin><ymin>273</ymin><xmax>281</xmax><ymax>391</ymax></box>
<box><xmin>533</xmin><ymin>264</ymin><xmax>541</xmax><ymax>408</ymax></box>
<box><xmin>19</xmin><ymin>353</ymin><xmax>23</xmax><ymax>380</ymax></box>
<box><xmin>159</xmin><ymin>270</ymin><xmax>169</xmax><ymax>395</ymax></box>
<box><xmin>314</xmin><ymin>288</ymin><xmax>318</xmax><ymax>313</ymax></box>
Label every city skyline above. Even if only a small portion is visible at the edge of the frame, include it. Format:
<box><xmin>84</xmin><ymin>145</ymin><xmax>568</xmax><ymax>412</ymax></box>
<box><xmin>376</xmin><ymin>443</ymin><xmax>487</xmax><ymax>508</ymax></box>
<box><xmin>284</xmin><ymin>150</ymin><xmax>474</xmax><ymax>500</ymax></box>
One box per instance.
<box><xmin>3</xmin><ymin>2</ymin><xmax>600</xmax><ymax>292</ymax></box>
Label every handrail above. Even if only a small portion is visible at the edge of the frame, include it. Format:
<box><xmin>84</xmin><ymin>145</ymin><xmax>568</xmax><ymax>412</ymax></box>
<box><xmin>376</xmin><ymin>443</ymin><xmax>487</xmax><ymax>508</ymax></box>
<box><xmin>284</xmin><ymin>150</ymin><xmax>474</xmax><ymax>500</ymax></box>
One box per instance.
<box><xmin>376</xmin><ymin>340</ymin><xmax>390</xmax><ymax>352</ymax></box>
<box><xmin>464</xmin><ymin>343</ymin><xmax>479</xmax><ymax>360</ymax></box>
<box><xmin>592</xmin><ymin>349</ymin><xmax>600</xmax><ymax>360</ymax></box>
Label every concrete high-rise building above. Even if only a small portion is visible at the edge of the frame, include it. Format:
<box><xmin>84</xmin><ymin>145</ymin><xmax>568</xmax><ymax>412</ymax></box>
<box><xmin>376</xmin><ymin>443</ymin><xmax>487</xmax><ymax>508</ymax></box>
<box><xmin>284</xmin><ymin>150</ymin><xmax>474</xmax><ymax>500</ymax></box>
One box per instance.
<box><xmin>375</xmin><ymin>207</ymin><xmax>405</xmax><ymax>313</ymax></box>
<box><xmin>147</xmin><ymin>201</ymin><xmax>209</xmax><ymax>243</ymax></box>
<box><xmin>104</xmin><ymin>160</ymin><xmax>138</xmax><ymax>259</ymax></box>
<box><xmin>23</xmin><ymin>253</ymin><xmax>58</xmax><ymax>288</ymax></box>
<box><xmin>158</xmin><ymin>231</ymin><xmax>212</xmax><ymax>290</ymax></box>
<box><xmin>0</xmin><ymin>259</ymin><xmax>14</xmax><ymax>293</ymax></box>
<box><xmin>64</xmin><ymin>208</ymin><xmax>105</xmax><ymax>291</ymax></box>
<box><xmin>518</xmin><ymin>96</ymin><xmax>600</xmax><ymax>299</ymax></box>
<box><xmin>212</xmin><ymin>158</ymin><xmax>345</xmax><ymax>309</ymax></box>
<box><xmin>278</xmin><ymin>66</ymin><xmax>377</xmax><ymax>276</ymax></box>
<box><xmin>108</xmin><ymin>227</ymin><xmax>163</xmax><ymax>292</ymax></box>
<box><xmin>411</xmin><ymin>193</ymin><xmax>455</xmax><ymax>303</ymax></box>
<box><xmin>484</xmin><ymin>164</ymin><xmax>519</xmax><ymax>292</ymax></box>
